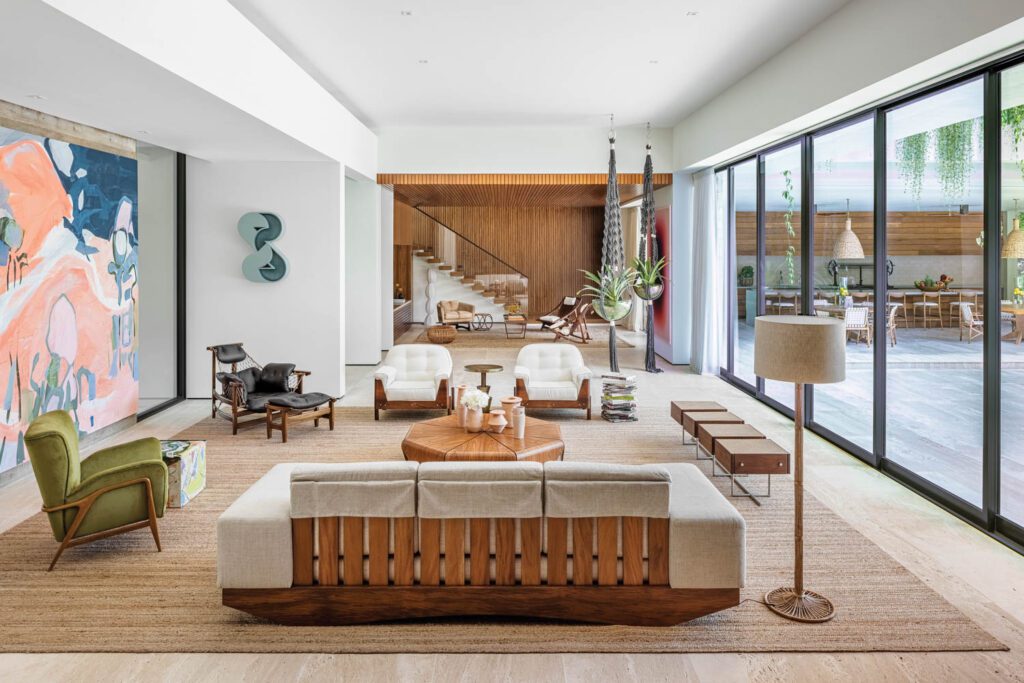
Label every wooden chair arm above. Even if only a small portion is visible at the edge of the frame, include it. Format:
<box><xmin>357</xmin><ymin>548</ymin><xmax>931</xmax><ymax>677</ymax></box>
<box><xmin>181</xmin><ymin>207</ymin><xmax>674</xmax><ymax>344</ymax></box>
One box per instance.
<box><xmin>293</xmin><ymin>370</ymin><xmax>312</xmax><ymax>377</ymax></box>
<box><xmin>42</xmin><ymin>476</ymin><xmax>155</xmax><ymax>513</ymax></box>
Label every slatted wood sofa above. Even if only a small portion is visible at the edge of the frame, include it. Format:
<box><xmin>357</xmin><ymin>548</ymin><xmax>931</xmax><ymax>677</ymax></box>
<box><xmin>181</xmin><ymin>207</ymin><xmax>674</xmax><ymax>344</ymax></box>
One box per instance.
<box><xmin>218</xmin><ymin>461</ymin><xmax>746</xmax><ymax>626</ymax></box>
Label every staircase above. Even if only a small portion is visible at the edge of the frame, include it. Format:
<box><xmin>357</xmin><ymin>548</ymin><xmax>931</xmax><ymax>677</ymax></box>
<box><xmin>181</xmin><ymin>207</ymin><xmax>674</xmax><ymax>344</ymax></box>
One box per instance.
<box><xmin>408</xmin><ymin>209</ymin><xmax>529</xmax><ymax>324</ymax></box>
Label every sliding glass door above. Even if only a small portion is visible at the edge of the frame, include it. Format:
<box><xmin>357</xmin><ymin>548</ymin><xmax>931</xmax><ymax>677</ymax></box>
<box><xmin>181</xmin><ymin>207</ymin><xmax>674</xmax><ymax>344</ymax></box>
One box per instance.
<box><xmin>884</xmin><ymin>79</ymin><xmax>985</xmax><ymax>507</ymax></box>
<box><xmin>761</xmin><ymin>144</ymin><xmax>802</xmax><ymax>409</ymax></box>
<box><xmin>718</xmin><ymin>49</ymin><xmax>1024</xmax><ymax>555</ymax></box>
<box><xmin>809</xmin><ymin>119</ymin><xmax>875</xmax><ymax>452</ymax></box>
<box><xmin>730</xmin><ymin>159</ymin><xmax>759</xmax><ymax>388</ymax></box>
<box><xmin>1001</xmin><ymin>63</ymin><xmax>1024</xmax><ymax>527</ymax></box>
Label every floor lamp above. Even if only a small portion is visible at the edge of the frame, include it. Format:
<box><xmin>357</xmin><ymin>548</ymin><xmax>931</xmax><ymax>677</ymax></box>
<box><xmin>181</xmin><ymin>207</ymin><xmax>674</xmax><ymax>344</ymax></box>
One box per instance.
<box><xmin>754</xmin><ymin>315</ymin><xmax>846</xmax><ymax>623</ymax></box>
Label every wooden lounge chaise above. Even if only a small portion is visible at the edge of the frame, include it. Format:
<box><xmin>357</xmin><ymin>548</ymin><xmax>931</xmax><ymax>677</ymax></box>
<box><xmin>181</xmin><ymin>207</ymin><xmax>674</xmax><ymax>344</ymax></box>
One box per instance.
<box><xmin>218</xmin><ymin>460</ymin><xmax>745</xmax><ymax>626</ymax></box>
<box><xmin>539</xmin><ymin>296</ymin><xmax>592</xmax><ymax>343</ymax></box>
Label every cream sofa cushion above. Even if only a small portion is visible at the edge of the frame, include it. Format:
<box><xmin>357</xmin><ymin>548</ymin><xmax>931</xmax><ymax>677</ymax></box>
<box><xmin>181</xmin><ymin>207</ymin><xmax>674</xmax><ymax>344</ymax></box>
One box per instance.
<box><xmin>661</xmin><ymin>463</ymin><xmax>746</xmax><ymax>589</ymax></box>
<box><xmin>374</xmin><ymin>344</ymin><xmax>452</xmax><ymax>399</ymax></box>
<box><xmin>525</xmin><ymin>381</ymin><xmax>579</xmax><ymax>401</ymax></box>
<box><xmin>290</xmin><ymin>462</ymin><xmax>418</xmax><ymax>519</ymax></box>
<box><xmin>544</xmin><ymin>462</ymin><xmax>671</xmax><ymax>519</ymax></box>
<box><xmin>217</xmin><ymin>463</ymin><xmax>297</xmax><ymax>589</ymax></box>
<box><xmin>418</xmin><ymin>461</ymin><xmax>543</xmax><ymax>519</ymax></box>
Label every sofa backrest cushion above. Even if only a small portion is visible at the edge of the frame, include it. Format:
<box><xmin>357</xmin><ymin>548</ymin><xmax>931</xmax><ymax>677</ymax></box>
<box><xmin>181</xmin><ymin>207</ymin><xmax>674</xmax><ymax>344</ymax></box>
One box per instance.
<box><xmin>516</xmin><ymin>343</ymin><xmax>584</xmax><ymax>382</ymax></box>
<box><xmin>383</xmin><ymin>344</ymin><xmax>453</xmax><ymax>383</ymax></box>
<box><xmin>290</xmin><ymin>462</ymin><xmax>418</xmax><ymax>518</ymax></box>
<box><xmin>418</xmin><ymin>461</ymin><xmax>543</xmax><ymax>519</ymax></box>
<box><xmin>544</xmin><ymin>462</ymin><xmax>671</xmax><ymax>519</ymax></box>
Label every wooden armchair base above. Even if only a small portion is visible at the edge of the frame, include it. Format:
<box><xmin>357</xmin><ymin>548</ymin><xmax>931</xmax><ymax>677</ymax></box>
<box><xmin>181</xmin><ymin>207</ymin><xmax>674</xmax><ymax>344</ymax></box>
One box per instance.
<box><xmin>515</xmin><ymin>378</ymin><xmax>592</xmax><ymax>420</ymax></box>
<box><xmin>42</xmin><ymin>477</ymin><xmax>161</xmax><ymax>571</ymax></box>
<box><xmin>374</xmin><ymin>378</ymin><xmax>450</xmax><ymax>420</ymax></box>
<box><xmin>223</xmin><ymin>585</ymin><xmax>739</xmax><ymax>626</ymax></box>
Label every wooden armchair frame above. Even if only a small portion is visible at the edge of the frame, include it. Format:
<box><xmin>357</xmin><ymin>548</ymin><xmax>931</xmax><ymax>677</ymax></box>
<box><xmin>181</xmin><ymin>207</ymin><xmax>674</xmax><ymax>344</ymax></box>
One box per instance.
<box><xmin>549</xmin><ymin>301</ymin><xmax>592</xmax><ymax>344</ymax></box>
<box><xmin>223</xmin><ymin>513</ymin><xmax>738</xmax><ymax>626</ymax></box>
<box><xmin>515</xmin><ymin>377</ymin><xmax>592</xmax><ymax>420</ymax></box>
<box><xmin>374</xmin><ymin>377</ymin><xmax>450</xmax><ymax>420</ymax></box>
<box><xmin>208</xmin><ymin>344</ymin><xmax>311</xmax><ymax>434</ymax></box>
<box><xmin>41</xmin><ymin>477</ymin><xmax>161</xmax><ymax>571</ymax></box>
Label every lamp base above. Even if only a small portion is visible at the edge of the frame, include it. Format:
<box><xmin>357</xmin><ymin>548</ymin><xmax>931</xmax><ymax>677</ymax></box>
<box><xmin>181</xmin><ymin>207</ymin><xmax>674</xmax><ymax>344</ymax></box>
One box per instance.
<box><xmin>764</xmin><ymin>587</ymin><xmax>836</xmax><ymax>623</ymax></box>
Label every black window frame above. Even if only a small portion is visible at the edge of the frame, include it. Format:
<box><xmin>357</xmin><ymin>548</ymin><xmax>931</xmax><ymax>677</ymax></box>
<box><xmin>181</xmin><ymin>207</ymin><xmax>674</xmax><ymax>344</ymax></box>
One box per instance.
<box><xmin>716</xmin><ymin>49</ymin><xmax>1024</xmax><ymax>557</ymax></box>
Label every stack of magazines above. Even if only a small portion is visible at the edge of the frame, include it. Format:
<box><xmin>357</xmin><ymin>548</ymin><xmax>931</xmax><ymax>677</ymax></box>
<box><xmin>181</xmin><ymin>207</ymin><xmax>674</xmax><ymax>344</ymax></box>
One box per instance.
<box><xmin>601</xmin><ymin>373</ymin><xmax>638</xmax><ymax>422</ymax></box>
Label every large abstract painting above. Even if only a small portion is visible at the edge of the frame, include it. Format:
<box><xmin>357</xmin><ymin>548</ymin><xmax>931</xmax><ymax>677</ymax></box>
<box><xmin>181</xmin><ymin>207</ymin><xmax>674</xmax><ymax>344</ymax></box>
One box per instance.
<box><xmin>0</xmin><ymin>125</ymin><xmax>139</xmax><ymax>474</ymax></box>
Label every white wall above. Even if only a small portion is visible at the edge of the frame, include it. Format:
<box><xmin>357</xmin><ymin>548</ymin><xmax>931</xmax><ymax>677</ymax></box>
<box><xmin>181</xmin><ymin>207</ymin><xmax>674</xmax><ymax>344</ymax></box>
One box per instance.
<box><xmin>655</xmin><ymin>180</ymin><xmax>692</xmax><ymax>365</ymax></box>
<box><xmin>186</xmin><ymin>159</ymin><xmax>345</xmax><ymax>397</ymax></box>
<box><xmin>673</xmin><ymin>0</ymin><xmax>1024</xmax><ymax>170</ymax></box>
<box><xmin>40</xmin><ymin>0</ymin><xmax>377</xmax><ymax>175</ymax></box>
<box><xmin>136</xmin><ymin>143</ymin><xmax>178</xmax><ymax>402</ymax></box>
<box><xmin>380</xmin><ymin>187</ymin><xmax>395</xmax><ymax>350</ymax></box>
<box><xmin>344</xmin><ymin>175</ymin><xmax>382</xmax><ymax>365</ymax></box>
<box><xmin>378</xmin><ymin>125</ymin><xmax>674</xmax><ymax>174</ymax></box>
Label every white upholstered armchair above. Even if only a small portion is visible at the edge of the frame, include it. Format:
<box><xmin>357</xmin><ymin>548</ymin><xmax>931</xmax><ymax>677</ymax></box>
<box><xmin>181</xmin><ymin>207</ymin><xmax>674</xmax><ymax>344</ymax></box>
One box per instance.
<box><xmin>373</xmin><ymin>344</ymin><xmax>453</xmax><ymax>420</ymax></box>
<box><xmin>513</xmin><ymin>343</ymin><xmax>593</xmax><ymax>419</ymax></box>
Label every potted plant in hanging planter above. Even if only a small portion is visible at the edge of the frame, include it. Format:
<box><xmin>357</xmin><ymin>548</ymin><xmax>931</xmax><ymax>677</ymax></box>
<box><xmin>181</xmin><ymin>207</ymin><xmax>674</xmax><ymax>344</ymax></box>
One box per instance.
<box><xmin>579</xmin><ymin>264</ymin><xmax>635</xmax><ymax>373</ymax></box>
<box><xmin>632</xmin><ymin>256</ymin><xmax>667</xmax><ymax>374</ymax></box>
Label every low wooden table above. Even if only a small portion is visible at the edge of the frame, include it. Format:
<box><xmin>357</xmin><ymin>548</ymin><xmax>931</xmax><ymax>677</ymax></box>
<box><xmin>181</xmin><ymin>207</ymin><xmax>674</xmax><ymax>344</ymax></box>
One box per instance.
<box><xmin>713</xmin><ymin>437</ymin><xmax>790</xmax><ymax>506</ymax></box>
<box><xmin>669</xmin><ymin>401</ymin><xmax>726</xmax><ymax>445</ymax></box>
<box><xmin>696</xmin><ymin>423</ymin><xmax>764</xmax><ymax>458</ymax></box>
<box><xmin>503</xmin><ymin>314</ymin><xmax>528</xmax><ymax>339</ymax></box>
<box><xmin>679</xmin><ymin>410</ymin><xmax>743</xmax><ymax>457</ymax></box>
<box><xmin>401</xmin><ymin>413</ymin><xmax>563</xmax><ymax>462</ymax></box>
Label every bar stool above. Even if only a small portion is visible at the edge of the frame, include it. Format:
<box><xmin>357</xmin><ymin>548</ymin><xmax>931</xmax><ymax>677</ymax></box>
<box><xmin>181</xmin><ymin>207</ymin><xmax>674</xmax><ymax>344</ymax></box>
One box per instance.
<box><xmin>913</xmin><ymin>291</ymin><xmax>943</xmax><ymax>328</ymax></box>
<box><xmin>888</xmin><ymin>291</ymin><xmax>910</xmax><ymax>327</ymax></box>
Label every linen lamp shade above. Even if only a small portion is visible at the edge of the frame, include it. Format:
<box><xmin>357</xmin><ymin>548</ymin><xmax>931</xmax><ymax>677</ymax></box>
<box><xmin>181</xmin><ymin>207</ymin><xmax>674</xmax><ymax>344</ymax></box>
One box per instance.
<box><xmin>754</xmin><ymin>316</ymin><xmax>846</xmax><ymax>385</ymax></box>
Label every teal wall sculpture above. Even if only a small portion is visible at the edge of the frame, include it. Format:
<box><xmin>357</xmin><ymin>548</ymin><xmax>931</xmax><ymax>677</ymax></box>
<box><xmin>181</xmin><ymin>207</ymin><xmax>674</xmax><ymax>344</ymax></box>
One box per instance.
<box><xmin>238</xmin><ymin>212</ymin><xmax>288</xmax><ymax>283</ymax></box>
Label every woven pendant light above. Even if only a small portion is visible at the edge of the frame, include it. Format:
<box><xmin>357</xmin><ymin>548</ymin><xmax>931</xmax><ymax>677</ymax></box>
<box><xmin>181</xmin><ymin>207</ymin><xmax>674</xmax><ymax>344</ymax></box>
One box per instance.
<box><xmin>832</xmin><ymin>199</ymin><xmax>864</xmax><ymax>259</ymax></box>
<box><xmin>1002</xmin><ymin>214</ymin><xmax>1024</xmax><ymax>259</ymax></box>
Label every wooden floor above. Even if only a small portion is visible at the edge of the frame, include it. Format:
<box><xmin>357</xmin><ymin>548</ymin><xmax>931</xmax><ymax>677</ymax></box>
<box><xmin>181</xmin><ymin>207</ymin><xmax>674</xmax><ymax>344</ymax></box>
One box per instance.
<box><xmin>1</xmin><ymin>328</ymin><xmax>1022</xmax><ymax>681</ymax></box>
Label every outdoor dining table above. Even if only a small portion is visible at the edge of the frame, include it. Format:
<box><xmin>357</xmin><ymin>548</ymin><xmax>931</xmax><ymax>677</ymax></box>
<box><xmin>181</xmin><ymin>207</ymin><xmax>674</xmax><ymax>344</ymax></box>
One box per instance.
<box><xmin>1002</xmin><ymin>304</ymin><xmax>1024</xmax><ymax>344</ymax></box>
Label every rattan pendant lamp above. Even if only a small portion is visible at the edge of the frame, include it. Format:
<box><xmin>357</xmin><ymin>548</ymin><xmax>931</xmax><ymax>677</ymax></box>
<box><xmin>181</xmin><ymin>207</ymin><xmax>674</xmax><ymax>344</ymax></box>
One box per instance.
<box><xmin>832</xmin><ymin>199</ymin><xmax>864</xmax><ymax>259</ymax></box>
<box><xmin>1002</xmin><ymin>210</ymin><xmax>1024</xmax><ymax>259</ymax></box>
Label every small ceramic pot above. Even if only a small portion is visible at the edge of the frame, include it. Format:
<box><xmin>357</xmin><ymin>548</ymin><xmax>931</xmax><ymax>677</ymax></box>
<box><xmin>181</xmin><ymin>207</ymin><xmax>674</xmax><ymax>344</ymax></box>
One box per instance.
<box><xmin>488</xmin><ymin>409</ymin><xmax>508</xmax><ymax>433</ymax></box>
<box><xmin>500</xmin><ymin>396</ymin><xmax>522</xmax><ymax>430</ymax></box>
<box><xmin>513</xmin><ymin>407</ymin><xmax>526</xmax><ymax>439</ymax></box>
<box><xmin>465</xmin><ymin>407</ymin><xmax>484</xmax><ymax>433</ymax></box>
<box><xmin>455</xmin><ymin>384</ymin><xmax>469</xmax><ymax>427</ymax></box>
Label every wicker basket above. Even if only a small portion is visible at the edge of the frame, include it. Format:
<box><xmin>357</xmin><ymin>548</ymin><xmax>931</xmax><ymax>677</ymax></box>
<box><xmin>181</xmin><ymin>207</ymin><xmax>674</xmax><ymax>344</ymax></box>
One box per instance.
<box><xmin>427</xmin><ymin>324</ymin><xmax>457</xmax><ymax>344</ymax></box>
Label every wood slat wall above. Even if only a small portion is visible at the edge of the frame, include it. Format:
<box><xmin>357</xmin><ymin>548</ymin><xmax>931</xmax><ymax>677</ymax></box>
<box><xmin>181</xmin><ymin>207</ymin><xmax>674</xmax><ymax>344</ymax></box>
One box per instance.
<box><xmin>416</xmin><ymin>204</ymin><xmax>604</xmax><ymax>320</ymax></box>
<box><xmin>736</xmin><ymin>211</ymin><xmax>985</xmax><ymax>257</ymax></box>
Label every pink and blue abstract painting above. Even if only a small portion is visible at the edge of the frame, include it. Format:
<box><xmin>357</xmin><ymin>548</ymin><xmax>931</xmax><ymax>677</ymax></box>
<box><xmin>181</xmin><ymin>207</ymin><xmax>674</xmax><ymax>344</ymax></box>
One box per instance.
<box><xmin>0</xmin><ymin>125</ymin><xmax>139</xmax><ymax>474</ymax></box>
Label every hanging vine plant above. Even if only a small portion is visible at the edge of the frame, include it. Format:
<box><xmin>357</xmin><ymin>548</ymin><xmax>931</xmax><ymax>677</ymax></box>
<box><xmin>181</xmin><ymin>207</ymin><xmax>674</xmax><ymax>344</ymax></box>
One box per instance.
<box><xmin>934</xmin><ymin>118</ymin><xmax>975</xmax><ymax>202</ymax></box>
<box><xmin>1003</xmin><ymin>104</ymin><xmax>1024</xmax><ymax>176</ymax></box>
<box><xmin>781</xmin><ymin>169</ymin><xmax>796</xmax><ymax>286</ymax></box>
<box><xmin>895</xmin><ymin>131</ymin><xmax>928</xmax><ymax>202</ymax></box>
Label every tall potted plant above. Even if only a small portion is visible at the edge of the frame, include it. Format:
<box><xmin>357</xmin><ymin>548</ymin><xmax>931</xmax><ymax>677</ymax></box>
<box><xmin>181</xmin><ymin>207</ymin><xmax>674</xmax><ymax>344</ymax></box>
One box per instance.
<box><xmin>580</xmin><ymin>265</ymin><xmax>635</xmax><ymax>373</ymax></box>
<box><xmin>632</xmin><ymin>256</ymin><xmax>666</xmax><ymax>373</ymax></box>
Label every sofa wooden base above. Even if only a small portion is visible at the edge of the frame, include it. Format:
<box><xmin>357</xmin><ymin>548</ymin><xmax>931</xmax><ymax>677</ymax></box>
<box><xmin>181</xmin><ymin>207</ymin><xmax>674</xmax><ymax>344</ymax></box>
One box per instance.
<box><xmin>223</xmin><ymin>585</ymin><xmax>739</xmax><ymax>626</ymax></box>
<box><xmin>515</xmin><ymin>378</ymin><xmax>591</xmax><ymax>420</ymax></box>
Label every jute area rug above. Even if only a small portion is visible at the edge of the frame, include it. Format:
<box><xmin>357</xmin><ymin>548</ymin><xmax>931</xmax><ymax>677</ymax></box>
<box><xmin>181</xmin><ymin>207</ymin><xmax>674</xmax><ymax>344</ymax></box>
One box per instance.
<box><xmin>0</xmin><ymin>407</ymin><xmax>1005</xmax><ymax>654</ymax></box>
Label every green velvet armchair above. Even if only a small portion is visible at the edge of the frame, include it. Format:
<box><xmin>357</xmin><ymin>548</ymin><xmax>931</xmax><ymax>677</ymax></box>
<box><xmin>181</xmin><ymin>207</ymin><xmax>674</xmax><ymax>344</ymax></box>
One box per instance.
<box><xmin>24</xmin><ymin>410</ymin><xmax>169</xmax><ymax>570</ymax></box>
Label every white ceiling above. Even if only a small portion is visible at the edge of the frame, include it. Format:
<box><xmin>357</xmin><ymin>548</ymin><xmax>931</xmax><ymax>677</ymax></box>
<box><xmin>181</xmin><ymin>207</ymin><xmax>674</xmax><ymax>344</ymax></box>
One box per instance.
<box><xmin>229</xmin><ymin>0</ymin><xmax>851</xmax><ymax>129</ymax></box>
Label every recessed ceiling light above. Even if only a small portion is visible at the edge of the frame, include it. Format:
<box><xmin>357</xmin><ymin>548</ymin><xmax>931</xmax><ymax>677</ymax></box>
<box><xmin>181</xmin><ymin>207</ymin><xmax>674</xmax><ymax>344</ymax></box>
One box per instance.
<box><xmin>649</xmin><ymin>60</ymin><xmax>659</xmax><ymax>64</ymax></box>
<box><xmin>418</xmin><ymin>59</ymin><xmax>429</xmax><ymax>64</ymax></box>
<box><xmin>401</xmin><ymin>10</ymin><xmax>412</xmax><ymax>16</ymax></box>
<box><xmin>137</xmin><ymin>130</ymin><xmax>150</xmax><ymax>135</ymax></box>
<box><xmin>686</xmin><ymin>11</ymin><xmax>699</xmax><ymax>16</ymax></box>
<box><xmin>25</xmin><ymin>94</ymin><xmax>45</xmax><ymax>100</ymax></box>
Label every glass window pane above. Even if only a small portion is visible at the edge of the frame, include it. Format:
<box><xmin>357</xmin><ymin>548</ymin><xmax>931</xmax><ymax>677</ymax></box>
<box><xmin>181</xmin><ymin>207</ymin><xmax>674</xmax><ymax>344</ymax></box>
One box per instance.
<box><xmin>137</xmin><ymin>143</ymin><xmax>178</xmax><ymax>412</ymax></box>
<box><xmin>811</xmin><ymin>119</ymin><xmax>874</xmax><ymax>451</ymax></box>
<box><xmin>731</xmin><ymin>159</ymin><xmax>758</xmax><ymax>387</ymax></box>
<box><xmin>885</xmin><ymin>79</ymin><xmax>984</xmax><ymax>507</ymax></box>
<box><xmin>762</xmin><ymin>144</ymin><xmax>803</xmax><ymax>408</ymax></box>
<box><xmin>1001</xmin><ymin>63</ymin><xmax>1024</xmax><ymax>525</ymax></box>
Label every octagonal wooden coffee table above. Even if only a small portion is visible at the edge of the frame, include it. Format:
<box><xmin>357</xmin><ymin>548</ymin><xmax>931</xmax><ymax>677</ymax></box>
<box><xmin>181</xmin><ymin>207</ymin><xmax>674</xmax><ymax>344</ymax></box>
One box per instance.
<box><xmin>401</xmin><ymin>414</ymin><xmax>564</xmax><ymax>462</ymax></box>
